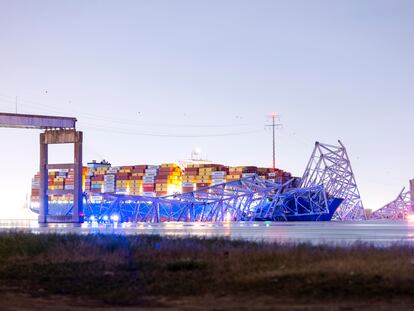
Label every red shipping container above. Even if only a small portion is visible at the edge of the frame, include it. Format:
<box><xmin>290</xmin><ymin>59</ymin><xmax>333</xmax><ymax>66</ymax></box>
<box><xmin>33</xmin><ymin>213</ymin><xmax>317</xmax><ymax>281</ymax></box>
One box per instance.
<box><xmin>116</xmin><ymin>173</ymin><xmax>130</xmax><ymax>178</ymax></box>
<box><xmin>184</xmin><ymin>168</ymin><xmax>198</xmax><ymax>172</ymax></box>
<box><xmin>159</xmin><ymin>167</ymin><xmax>175</xmax><ymax>173</ymax></box>
<box><xmin>183</xmin><ymin>171</ymin><xmax>198</xmax><ymax>176</ymax></box>
<box><xmin>157</xmin><ymin>172</ymin><xmax>171</xmax><ymax>177</ymax></box>
<box><xmin>91</xmin><ymin>175</ymin><xmax>104</xmax><ymax>181</ymax></box>
<box><xmin>131</xmin><ymin>168</ymin><xmax>145</xmax><ymax>174</ymax></box>
<box><xmin>156</xmin><ymin>178</ymin><xmax>168</xmax><ymax>183</ymax></box>
<box><xmin>182</xmin><ymin>187</ymin><xmax>194</xmax><ymax>193</ymax></box>
<box><xmin>196</xmin><ymin>183</ymin><xmax>209</xmax><ymax>187</ymax></box>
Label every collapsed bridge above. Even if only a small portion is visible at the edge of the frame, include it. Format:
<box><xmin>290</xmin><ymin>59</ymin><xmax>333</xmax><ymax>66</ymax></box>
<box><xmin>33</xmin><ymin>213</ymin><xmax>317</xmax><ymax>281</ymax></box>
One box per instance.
<box><xmin>46</xmin><ymin>141</ymin><xmax>366</xmax><ymax>223</ymax></box>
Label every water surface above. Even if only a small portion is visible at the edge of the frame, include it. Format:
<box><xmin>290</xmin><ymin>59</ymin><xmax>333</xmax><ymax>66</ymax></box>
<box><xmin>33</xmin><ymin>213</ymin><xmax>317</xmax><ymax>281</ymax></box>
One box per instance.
<box><xmin>1</xmin><ymin>219</ymin><xmax>413</xmax><ymax>246</ymax></box>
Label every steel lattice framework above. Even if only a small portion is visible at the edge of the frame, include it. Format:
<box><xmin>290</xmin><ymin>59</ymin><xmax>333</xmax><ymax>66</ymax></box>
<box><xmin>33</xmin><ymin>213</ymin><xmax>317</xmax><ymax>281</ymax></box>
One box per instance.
<box><xmin>371</xmin><ymin>189</ymin><xmax>413</xmax><ymax>220</ymax></box>
<box><xmin>82</xmin><ymin>175</ymin><xmax>331</xmax><ymax>222</ymax></box>
<box><xmin>36</xmin><ymin>140</ymin><xmax>368</xmax><ymax>223</ymax></box>
<box><xmin>300</xmin><ymin>140</ymin><xmax>366</xmax><ymax>220</ymax></box>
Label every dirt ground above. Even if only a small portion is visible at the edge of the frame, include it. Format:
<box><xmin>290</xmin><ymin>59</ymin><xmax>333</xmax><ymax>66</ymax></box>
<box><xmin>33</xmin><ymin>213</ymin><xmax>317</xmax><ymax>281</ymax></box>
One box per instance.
<box><xmin>1</xmin><ymin>234</ymin><xmax>414</xmax><ymax>310</ymax></box>
<box><xmin>1</xmin><ymin>291</ymin><xmax>413</xmax><ymax>311</ymax></box>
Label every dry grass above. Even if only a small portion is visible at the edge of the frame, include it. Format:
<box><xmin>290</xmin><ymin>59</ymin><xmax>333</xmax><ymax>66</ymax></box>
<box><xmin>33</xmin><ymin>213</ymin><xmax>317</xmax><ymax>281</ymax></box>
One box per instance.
<box><xmin>0</xmin><ymin>233</ymin><xmax>413</xmax><ymax>308</ymax></box>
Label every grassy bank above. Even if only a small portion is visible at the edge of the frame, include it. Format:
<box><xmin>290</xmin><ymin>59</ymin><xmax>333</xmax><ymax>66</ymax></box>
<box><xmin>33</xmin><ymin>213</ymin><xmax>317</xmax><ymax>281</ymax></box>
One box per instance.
<box><xmin>0</xmin><ymin>233</ymin><xmax>413</xmax><ymax>309</ymax></box>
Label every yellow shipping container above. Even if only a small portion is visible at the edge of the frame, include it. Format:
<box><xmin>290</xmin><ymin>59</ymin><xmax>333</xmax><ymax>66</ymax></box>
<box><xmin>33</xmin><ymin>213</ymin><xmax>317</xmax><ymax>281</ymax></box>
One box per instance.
<box><xmin>227</xmin><ymin>175</ymin><xmax>241</xmax><ymax>179</ymax></box>
<box><xmin>156</xmin><ymin>183</ymin><xmax>168</xmax><ymax>187</ymax></box>
<box><xmin>199</xmin><ymin>167</ymin><xmax>213</xmax><ymax>173</ymax></box>
<box><xmin>182</xmin><ymin>176</ymin><xmax>195</xmax><ymax>182</ymax></box>
<box><xmin>129</xmin><ymin>180</ymin><xmax>142</xmax><ymax>185</ymax></box>
<box><xmin>198</xmin><ymin>172</ymin><xmax>211</xmax><ymax>176</ymax></box>
<box><xmin>228</xmin><ymin>167</ymin><xmax>241</xmax><ymax>172</ymax></box>
<box><xmin>160</xmin><ymin>163</ymin><xmax>178</xmax><ymax>168</ymax></box>
<box><xmin>196</xmin><ymin>176</ymin><xmax>211</xmax><ymax>182</ymax></box>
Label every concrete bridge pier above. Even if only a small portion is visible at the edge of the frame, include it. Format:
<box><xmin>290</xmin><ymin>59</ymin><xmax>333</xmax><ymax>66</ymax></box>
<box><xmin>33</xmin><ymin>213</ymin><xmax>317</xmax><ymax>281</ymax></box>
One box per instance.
<box><xmin>38</xmin><ymin>130</ymin><xmax>83</xmax><ymax>226</ymax></box>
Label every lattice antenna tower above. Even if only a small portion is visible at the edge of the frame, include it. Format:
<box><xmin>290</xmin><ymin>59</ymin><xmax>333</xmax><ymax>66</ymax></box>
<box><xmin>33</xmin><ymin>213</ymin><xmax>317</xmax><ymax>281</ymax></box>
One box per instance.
<box><xmin>265</xmin><ymin>113</ymin><xmax>282</xmax><ymax>171</ymax></box>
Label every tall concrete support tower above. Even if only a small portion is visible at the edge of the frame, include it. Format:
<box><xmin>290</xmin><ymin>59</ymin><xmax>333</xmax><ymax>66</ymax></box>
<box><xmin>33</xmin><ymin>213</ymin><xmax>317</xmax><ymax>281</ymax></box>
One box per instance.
<box><xmin>38</xmin><ymin>130</ymin><xmax>83</xmax><ymax>225</ymax></box>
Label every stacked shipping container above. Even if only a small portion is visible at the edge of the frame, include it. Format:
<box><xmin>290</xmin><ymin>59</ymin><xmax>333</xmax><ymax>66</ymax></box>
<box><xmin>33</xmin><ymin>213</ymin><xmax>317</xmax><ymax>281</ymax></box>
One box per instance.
<box><xmin>30</xmin><ymin>161</ymin><xmax>292</xmax><ymax>203</ymax></box>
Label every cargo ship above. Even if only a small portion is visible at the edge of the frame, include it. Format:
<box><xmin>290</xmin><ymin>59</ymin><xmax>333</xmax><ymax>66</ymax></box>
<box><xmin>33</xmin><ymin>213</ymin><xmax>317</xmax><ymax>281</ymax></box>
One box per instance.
<box><xmin>29</xmin><ymin>160</ymin><xmax>341</xmax><ymax>221</ymax></box>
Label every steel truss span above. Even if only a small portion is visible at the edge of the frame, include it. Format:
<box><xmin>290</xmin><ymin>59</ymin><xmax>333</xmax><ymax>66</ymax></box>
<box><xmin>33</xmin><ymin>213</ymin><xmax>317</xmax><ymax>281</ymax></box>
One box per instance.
<box><xmin>41</xmin><ymin>140</ymin><xmax>366</xmax><ymax>223</ymax></box>
<box><xmin>83</xmin><ymin>175</ymin><xmax>331</xmax><ymax>222</ymax></box>
<box><xmin>300</xmin><ymin>140</ymin><xmax>366</xmax><ymax>220</ymax></box>
<box><xmin>371</xmin><ymin>189</ymin><xmax>414</xmax><ymax>220</ymax></box>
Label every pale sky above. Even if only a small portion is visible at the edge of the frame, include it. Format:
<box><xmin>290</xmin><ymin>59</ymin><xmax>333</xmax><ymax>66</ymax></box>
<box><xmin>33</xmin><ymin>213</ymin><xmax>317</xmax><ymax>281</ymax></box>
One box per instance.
<box><xmin>0</xmin><ymin>0</ymin><xmax>413</xmax><ymax>218</ymax></box>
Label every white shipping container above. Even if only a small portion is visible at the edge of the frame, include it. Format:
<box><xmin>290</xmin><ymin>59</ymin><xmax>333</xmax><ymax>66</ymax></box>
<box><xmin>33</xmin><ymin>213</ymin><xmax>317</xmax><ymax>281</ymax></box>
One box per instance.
<box><xmin>147</xmin><ymin>165</ymin><xmax>159</xmax><ymax>170</ymax></box>
<box><xmin>212</xmin><ymin>178</ymin><xmax>225</xmax><ymax>183</ymax></box>
<box><xmin>242</xmin><ymin>173</ymin><xmax>256</xmax><ymax>178</ymax></box>
<box><xmin>182</xmin><ymin>182</ymin><xmax>195</xmax><ymax>187</ymax></box>
<box><xmin>145</xmin><ymin>171</ymin><xmax>157</xmax><ymax>177</ymax></box>
<box><xmin>145</xmin><ymin>167</ymin><xmax>158</xmax><ymax>173</ymax></box>
<box><xmin>65</xmin><ymin>185</ymin><xmax>75</xmax><ymax>190</ymax></box>
<box><xmin>143</xmin><ymin>182</ymin><xmax>155</xmax><ymax>186</ymax></box>
<box><xmin>211</xmin><ymin>171</ymin><xmax>226</xmax><ymax>177</ymax></box>
<box><xmin>212</xmin><ymin>180</ymin><xmax>226</xmax><ymax>185</ymax></box>
<box><xmin>142</xmin><ymin>192</ymin><xmax>156</xmax><ymax>197</ymax></box>
<box><xmin>267</xmin><ymin>178</ymin><xmax>275</xmax><ymax>182</ymax></box>
<box><xmin>143</xmin><ymin>176</ymin><xmax>155</xmax><ymax>183</ymax></box>
<box><xmin>268</xmin><ymin>172</ymin><xmax>276</xmax><ymax>177</ymax></box>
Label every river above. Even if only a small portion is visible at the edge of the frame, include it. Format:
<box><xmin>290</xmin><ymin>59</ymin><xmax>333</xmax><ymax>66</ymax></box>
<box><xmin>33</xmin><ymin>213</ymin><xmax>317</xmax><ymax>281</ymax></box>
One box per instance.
<box><xmin>0</xmin><ymin>219</ymin><xmax>414</xmax><ymax>246</ymax></box>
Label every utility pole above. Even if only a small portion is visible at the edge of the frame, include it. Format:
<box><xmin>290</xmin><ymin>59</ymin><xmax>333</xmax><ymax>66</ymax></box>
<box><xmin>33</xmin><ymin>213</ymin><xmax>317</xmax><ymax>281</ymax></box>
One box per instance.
<box><xmin>265</xmin><ymin>113</ymin><xmax>282</xmax><ymax>171</ymax></box>
<box><xmin>15</xmin><ymin>96</ymin><xmax>18</xmax><ymax>114</ymax></box>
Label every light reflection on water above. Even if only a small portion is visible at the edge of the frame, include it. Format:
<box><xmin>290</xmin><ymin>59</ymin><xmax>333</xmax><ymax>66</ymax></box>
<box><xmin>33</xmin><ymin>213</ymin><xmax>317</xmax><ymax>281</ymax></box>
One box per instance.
<box><xmin>0</xmin><ymin>219</ymin><xmax>413</xmax><ymax>246</ymax></box>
